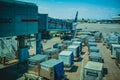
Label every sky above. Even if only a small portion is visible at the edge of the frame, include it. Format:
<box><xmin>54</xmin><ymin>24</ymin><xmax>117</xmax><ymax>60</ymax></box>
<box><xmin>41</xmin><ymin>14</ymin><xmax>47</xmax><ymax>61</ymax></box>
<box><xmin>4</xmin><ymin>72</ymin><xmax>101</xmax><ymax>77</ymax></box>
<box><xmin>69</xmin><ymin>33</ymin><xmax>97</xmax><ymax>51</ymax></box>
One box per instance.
<box><xmin>18</xmin><ymin>0</ymin><xmax>120</xmax><ymax>19</ymax></box>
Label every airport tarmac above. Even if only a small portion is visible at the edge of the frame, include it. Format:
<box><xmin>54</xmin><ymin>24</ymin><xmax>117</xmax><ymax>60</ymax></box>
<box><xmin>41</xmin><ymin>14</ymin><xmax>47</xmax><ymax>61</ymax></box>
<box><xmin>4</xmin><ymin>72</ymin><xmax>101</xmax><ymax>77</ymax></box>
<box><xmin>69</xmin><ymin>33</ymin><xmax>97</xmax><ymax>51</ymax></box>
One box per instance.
<box><xmin>41</xmin><ymin>23</ymin><xmax>120</xmax><ymax>80</ymax></box>
<box><xmin>17</xmin><ymin>23</ymin><xmax>120</xmax><ymax>80</ymax></box>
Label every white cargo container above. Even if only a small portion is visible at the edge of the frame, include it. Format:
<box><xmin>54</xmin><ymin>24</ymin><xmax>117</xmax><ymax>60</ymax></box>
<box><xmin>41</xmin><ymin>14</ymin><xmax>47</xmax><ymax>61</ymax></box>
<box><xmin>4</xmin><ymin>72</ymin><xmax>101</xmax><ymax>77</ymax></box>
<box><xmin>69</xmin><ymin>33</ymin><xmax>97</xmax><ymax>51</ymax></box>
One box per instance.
<box><xmin>84</xmin><ymin>61</ymin><xmax>103</xmax><ymax>80</ymax></box>
<box><xmin>67</xmin><ymin>45</ymin><xmax>79</xmax><ymax>58</ymax></box>
<box><xmin>89</xmin><ymin>52</ymin><xmax>102</xmax><ymax>62</ymax></box>
<box><xmin>72</xmin><ymin>41</ymin><xmax>82</xmax><ymax>52</ymax></box>
<box><xmin>111</xmin><ymin>44</ymin><xmax>120</xmax><ymax>58</ymax></box>
<box><xmin>59</xmin><ymin>51</ymin><xmax>74</xmax><ymax>67</ymax></box>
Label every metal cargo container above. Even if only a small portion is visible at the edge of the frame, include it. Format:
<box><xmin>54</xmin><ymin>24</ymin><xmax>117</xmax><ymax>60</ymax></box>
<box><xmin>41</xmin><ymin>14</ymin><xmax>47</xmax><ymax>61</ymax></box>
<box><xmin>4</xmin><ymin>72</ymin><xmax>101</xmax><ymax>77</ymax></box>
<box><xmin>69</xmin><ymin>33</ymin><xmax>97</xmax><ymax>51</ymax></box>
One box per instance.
<box><xmin>89</xmin><ymin>46</ymin><xmax>99</xmax><ymax>53</ymax></box>
<box><xmin>107</xmin><ymin>40</ymin><xmax>118</xmax><ymax>48</ymax></box>
<box><xmin>111</xmin><ymin>44</ymin><xmax>120</xmax><ymax>58</ymax></box>
<box><xmin>88</xmin><ymin>38</ymin><xmax>96</xmax><ymax>42</ymax></box>
<box><xmin>0</xmin><ymin>0</ymin><xmax>38</xmax><ymax>37</ymax></box>
<box><xmin>71</xmin><ymin>38</ymin><xmax>81</xmax><ymax>42</ymax></box>
<box><xmin>116</xmin><ymin>49</ymin><xmax>120</xmax><ymax>66</ymax></box>
<box><xmin>94</xmin><ymin>32</ymin><xmax>102</xmax><ymax>40</ymax></box>
<box><xmin>43</xmin><ymin>48</ymin><xmax>59</xmax><ymax>59</ymax></box>
<box><xmin>89</xmin><ymin>52</ymin><xmax>102</xmax><ymax>62</ymax></box>
<box><xmin>67</xmin><ymin>45</ymin><xmax>79</xmax><ymax>58</ymax></box>
<box><xmin>53</xmin><ymin>43</ymin><xmax>65</xmax><ymax>52</ymax></box>
<box><xmin>72</xmin><ymin>41</ymin><xmax>82</xmax><ymax>53</ymax></box>
<box><xmin>28</xmin><ymin>54</ymin><xmax>48</xmax><ymax>66</ymax></box>
<box><xmin>78</xmin><ymin>35</ymin><xmax>89</xmax><ymax>46</ymax></box>
<box><xmin>59</xmin><ymin>51</ymin><xmax>74</xmax><ymax>67</ymax></box>
<box><xmin>62</xmin><ymin>40</ymin><xmax>72</xmax><ymax>47</ymax></box>
<box><xmin>88</xmin><ymin>42</ymin><xmax>97</xmax><ymax>46</ymax></box>
<box><xmin>84</xmin><ymin>61</ymin><xmax>103</xmax><ymax>80</ymax></box>
<box><xmin>40</xmin><ymin>59</ymin><xmax>64</xmax><ymax>80</ymax></box>
<box><xmin>28</xmin><ymin>54</ymin><xmax>48</xmax><ymax>75</ymax></box>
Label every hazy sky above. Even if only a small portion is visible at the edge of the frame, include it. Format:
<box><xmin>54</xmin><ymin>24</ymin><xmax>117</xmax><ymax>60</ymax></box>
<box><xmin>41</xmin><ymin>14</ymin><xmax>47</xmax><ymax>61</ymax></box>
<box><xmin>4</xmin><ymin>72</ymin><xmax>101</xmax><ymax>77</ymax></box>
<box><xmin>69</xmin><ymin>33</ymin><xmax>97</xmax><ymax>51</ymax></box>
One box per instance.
<box><xmin>19</xmin><ymin>0</ymin><xmax>120</xmax><ymax>19</ymax></box>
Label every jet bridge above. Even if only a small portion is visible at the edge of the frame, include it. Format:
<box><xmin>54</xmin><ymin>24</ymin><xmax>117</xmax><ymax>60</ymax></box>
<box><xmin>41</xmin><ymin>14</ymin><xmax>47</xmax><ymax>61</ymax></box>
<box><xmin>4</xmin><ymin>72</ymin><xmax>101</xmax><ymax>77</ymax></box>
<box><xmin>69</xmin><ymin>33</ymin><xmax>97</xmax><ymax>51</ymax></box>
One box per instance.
<box><xmin>0</xmin><ymin>0</ymin><xmax>38</xmax><ymax>65</ymax></box>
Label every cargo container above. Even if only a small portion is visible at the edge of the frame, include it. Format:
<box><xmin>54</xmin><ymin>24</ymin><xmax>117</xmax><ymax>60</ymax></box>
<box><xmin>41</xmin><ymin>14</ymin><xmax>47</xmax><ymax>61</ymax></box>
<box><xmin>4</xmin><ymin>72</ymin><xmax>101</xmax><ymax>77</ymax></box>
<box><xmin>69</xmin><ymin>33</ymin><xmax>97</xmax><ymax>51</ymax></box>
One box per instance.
<box><xmin>43</xmin><ymin>48</ymin><xmax>59</xmax><ymax>59</ymax></box>
<box><xmin>84</xmin><ymin>61</ymin><xmax>103</xmax><ymax>80</ymax></box>
<box><xmin>116</xmin><ymin>49</ymin><xmax>120</xmax><ymax>67</ymax></box>
<box><xmin>40</xmin><ymin>59</ymin><xmax>64</xmax><ymax>80</ymax></box>
<box><xmin>59</xmin><ymin>51</ymin><xmax>74</xmax><ymax>67</ymax></box>
<box><xmin>67</xmin><ymin>45</ymin><xmax>79</xmax><ymax>58</ymax></box>
<box><xmin>71</xmin><ymin>38</ymin><xmax>81</xmax><ymax>42</ymax></box>
<box><xmin>107</xmin><ymin>40</ymin><xmax>118</xmax><ymax>49</ymax></box>
<box><xmin>77</xmin><ymin>35</ymin><xmax>88</xmax><ymax>45</ymax></box>
<box><xmin>88</xmin><ymin>38</ymin><xmax>96</xmax><ymax>42</ymax></box>
<box><xmin>72</xmin><ymin>41</ymin><xmax>82</xmax><ymax>53</ymax></box>
<box><xmin>62</xmin><ymin>40</ymin><xmax>72</xmax><ymax>48</ymax></box>
<box><xmin>111</xmin><ymin>44</ymin><xmax>120</xmax><ymax>58</ymax></box>
<box><xmin>89</xmin><ymin>46</ymin><xmax>99</xmax><ymax>53</ymax></box>
<box><xmin>28</xmin><ymin>54</ymin><xmax>48</xmax><ymax>75</ymax></box>
<box><xmin>89</xmin><ymin>52</ymin><xmax>102</xmax><ymax>62</ymax></box>
<box><xmin>53</xmin><ymin>43</ymin><xmax>65</xmax><ymax>52</ymax></box>
<box><xmin>29</xmin><ymin>54</ymin><xmax>48</xmax><ymax>66</ymax></box>
<box><xmin>94</xmin><ymin>32</ymin><xmax>102</xmax><ymax>42</ymax></box>
<box><xmin>88</xmin><ymin>42</ymin><xmax>97</xmax><ymax>46</ymax></box>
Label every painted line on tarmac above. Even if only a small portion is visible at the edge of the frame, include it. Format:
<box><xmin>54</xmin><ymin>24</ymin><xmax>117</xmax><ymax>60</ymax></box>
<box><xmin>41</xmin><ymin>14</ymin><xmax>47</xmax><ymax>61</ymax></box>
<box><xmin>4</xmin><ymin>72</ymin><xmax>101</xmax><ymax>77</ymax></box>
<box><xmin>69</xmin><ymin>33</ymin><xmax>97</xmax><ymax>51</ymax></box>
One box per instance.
<box><xmin>80</xmin><ymin>52</ymin><xmax>88</xmax><ymax>80</ymax></box>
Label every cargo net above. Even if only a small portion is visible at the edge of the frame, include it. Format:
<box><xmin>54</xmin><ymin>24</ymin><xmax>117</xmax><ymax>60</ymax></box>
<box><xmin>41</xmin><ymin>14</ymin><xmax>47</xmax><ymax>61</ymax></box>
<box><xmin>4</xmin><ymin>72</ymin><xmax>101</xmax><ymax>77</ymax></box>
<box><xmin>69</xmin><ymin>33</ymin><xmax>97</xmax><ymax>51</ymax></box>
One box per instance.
<box><xmin>0</xmin><ymin>38</ymin><xmax>17</xmax><ymax>62</ymax></box>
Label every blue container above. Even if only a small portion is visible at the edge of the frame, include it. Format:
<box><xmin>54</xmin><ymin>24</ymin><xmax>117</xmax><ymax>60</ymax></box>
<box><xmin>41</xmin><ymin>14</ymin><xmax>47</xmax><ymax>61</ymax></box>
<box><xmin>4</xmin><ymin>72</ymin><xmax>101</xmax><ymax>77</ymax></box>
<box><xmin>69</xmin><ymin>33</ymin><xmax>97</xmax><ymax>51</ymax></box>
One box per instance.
<box><xmin>89</xmin><ymin>46</ymin><xmax>99</xmax><ymax>53</ymax></box>
<box><xmin>89</xmin><ymin>52</ymin><xmax>102</xmax><ymax>62</ymax></box>
<box><xmin>88</xmin><ymin>42</ymin><xmax>97</xmax><ymax>46</ymax></box>
<box><xmin>40</xmin><ymin>59</ymin><xmax>64</xmax><ymax>79</ymax></box>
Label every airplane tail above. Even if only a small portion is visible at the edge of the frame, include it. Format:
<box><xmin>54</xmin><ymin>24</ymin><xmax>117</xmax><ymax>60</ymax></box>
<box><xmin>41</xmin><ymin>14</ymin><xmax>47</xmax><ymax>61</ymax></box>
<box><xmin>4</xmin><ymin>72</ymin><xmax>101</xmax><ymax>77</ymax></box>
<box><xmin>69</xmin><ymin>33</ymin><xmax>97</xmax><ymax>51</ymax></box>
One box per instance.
<box><xmin>74</xmin><ymin>11</ymin><xmax>78</xmax><ymax>23</ymax></box>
